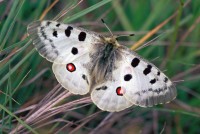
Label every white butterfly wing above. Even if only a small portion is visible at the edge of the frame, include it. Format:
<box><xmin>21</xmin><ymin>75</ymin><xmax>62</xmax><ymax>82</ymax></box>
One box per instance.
<box><xmin>120</xmin><ymin>48</ymin><xmax>176</xmax><ymax>107</ymax></box>
<box><xmin>28</xmin><ymin>20</ymin><xmax>102</xmax><ymax>95</ymax></box>
<box><xmin>27</xmin><ymin>20</ymin><xmax>101</xmax><ymax>63</ymax></box>
<box><xmin>91</xmin><ymin>64</ymin><xmax>133</xmax><ymax>112</ymax></box>
<box><xmin>52</xmin><ymin>54</ymin><xmax>92</xmax><ymax>95</ymax></box>
<box><xmin>91</xmin><ymin>48</ymin><xmax>176</xmax><ymax>111</ymax></box>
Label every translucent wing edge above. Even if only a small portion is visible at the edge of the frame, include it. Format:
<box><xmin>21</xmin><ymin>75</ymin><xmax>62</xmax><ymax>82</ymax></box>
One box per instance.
<box><xmin>27</xmin><ymin>21</ymin><xmax>59</xmax><ymax>62</ymax></box>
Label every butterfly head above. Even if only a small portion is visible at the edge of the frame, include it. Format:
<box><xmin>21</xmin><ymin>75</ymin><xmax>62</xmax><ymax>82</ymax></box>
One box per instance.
<box><xmin>104</xmin><ymin>36</ymin><xmax>121</xmax><ymax>48</ymax></box>
<box><xmin>101</xmin><ymin>19</ymin><xmax>134</xmax><ymax>48</ymax></box>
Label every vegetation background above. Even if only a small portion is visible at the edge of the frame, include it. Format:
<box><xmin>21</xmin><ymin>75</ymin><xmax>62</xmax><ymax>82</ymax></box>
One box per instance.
<box><xmin>0</xmin><ymin>0</ymin><xmax>199</xmax><ymax>133</ymax></box>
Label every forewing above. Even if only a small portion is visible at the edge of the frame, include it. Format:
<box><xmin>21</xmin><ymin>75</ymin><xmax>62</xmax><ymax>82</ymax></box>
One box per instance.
<box><xmin>27</xmin><ymin>20</ymin><xmax>103</xmax><ymax>95</ymax></box>
<box><xmin>120</xmin><ymin>48</ymin><xmax>177</xmax><ymax>107</ymax></box>
<box><xmin>27</xmin><ymin>20</ymin><xmax>101</xmax><ymax>63</ymax></box>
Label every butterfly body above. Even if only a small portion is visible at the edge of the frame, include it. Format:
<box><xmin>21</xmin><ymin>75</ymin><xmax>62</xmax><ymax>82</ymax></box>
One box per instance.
<box><xmin>89</xmin><ymin>39</ymin><xmax>122</xmax><ymax>86</ymax></box>
<box><xmin>27</xmin><ymin>20</ymin><xmax>176</xmax><ymax>112</ymax></box>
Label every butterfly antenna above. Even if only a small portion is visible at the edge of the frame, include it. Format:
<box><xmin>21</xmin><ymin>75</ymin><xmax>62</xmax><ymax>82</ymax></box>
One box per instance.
<box><xmin>101</xmin><ymin>19</ymin><xmax>114</xmax><ymax>37</ymax></box>
<box><xmin>116</xmin><ymin>33</ymin><xmax>135</xmax><ymax>39</ymax></box>
<box><xmin>173</xmin><ymin>79</ymin><xmax>185</xmax><ymax>83</ymax></box>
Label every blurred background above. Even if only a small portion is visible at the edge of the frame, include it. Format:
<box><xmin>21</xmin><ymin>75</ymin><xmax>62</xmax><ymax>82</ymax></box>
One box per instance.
<box><xmin>0</xmin><ymin>0</ymin><xmax>200</xmax><ymax>133</ymax></box>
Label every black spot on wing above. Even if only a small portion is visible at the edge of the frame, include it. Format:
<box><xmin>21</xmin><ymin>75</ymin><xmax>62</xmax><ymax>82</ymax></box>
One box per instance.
<box><xmin>56</xmin><ymin>23</ymin><xmax>60</xmax><ymax>27</ymax></box>
<box><xmin>78</xmin><ymin>32</ymin><xmax>86</xmax><ymax>41</ymax></box>
<box><xmin>131</xmin><ymin>57</ymin><xmax>140</xmax><ymax>67</ymax></box>
<box><xmin>150</xmin><ymin>78</ymin><xmax>156</xmax><ymax>84</ymax></box>
<box><xmin>164</xmin><ymin>77</ymin><xmax>168</xmax><ymax>83</ymax></box>
<box><xmin>53</xmin><ymin>30</ymin><xmax>58</xmax><ymax>37</ymax></box>
<box><xmin>65</xmin><ymin>26</ymin><xmax>73</xmax><ymax>37</ymax></box>
<box><xmin>124</xmin><ymin>74</ymin><xmax>132</xmax><ymax>81</ymax></box>
<box><xmin>143</xmin><ymin>65</ymin><xmax>152</xmax><ymax>75</ymax></box>
<box><xmin>157</xmin><ymin>71</ymin><xmax>160</xmax><ymax>76</ymax></box>
<box><xmin>95</xmin><ymin>86</ymin><xmax>107</xmax><ymax>90</ymax></box>
<box><xmin>82</xmin><ymin>74</ymin><xmax>89</xmax><ymax>84</ymax></box>
<box><xmin>71</xmin><ymin>47</ymin><xmax>78</xmax><ymax>55</ymax></box>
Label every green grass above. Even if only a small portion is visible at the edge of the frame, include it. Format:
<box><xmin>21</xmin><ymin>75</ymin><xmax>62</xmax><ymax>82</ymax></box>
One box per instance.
<box><xmin>0</xmin><ymin>0</ymin><xmax>200</xmax><ymax>133</ymax></box>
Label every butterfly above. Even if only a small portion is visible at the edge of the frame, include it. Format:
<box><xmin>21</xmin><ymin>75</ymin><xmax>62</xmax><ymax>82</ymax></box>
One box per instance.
<box><xmin>27</xmin><ymin>20</ymin><xmax>177</xmax><ymax>112</ymax></box>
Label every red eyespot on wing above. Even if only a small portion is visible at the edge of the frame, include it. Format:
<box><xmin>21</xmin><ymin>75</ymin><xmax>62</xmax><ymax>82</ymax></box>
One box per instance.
<box><xmin>116</xmin><ymin>86</ymin><xmax>125</xmax><ymax>96</ymax></box>
<box><xmin>66</xmin><ymin>63</ymin><xmax>76</xmax><ymax>72</ymax></box>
